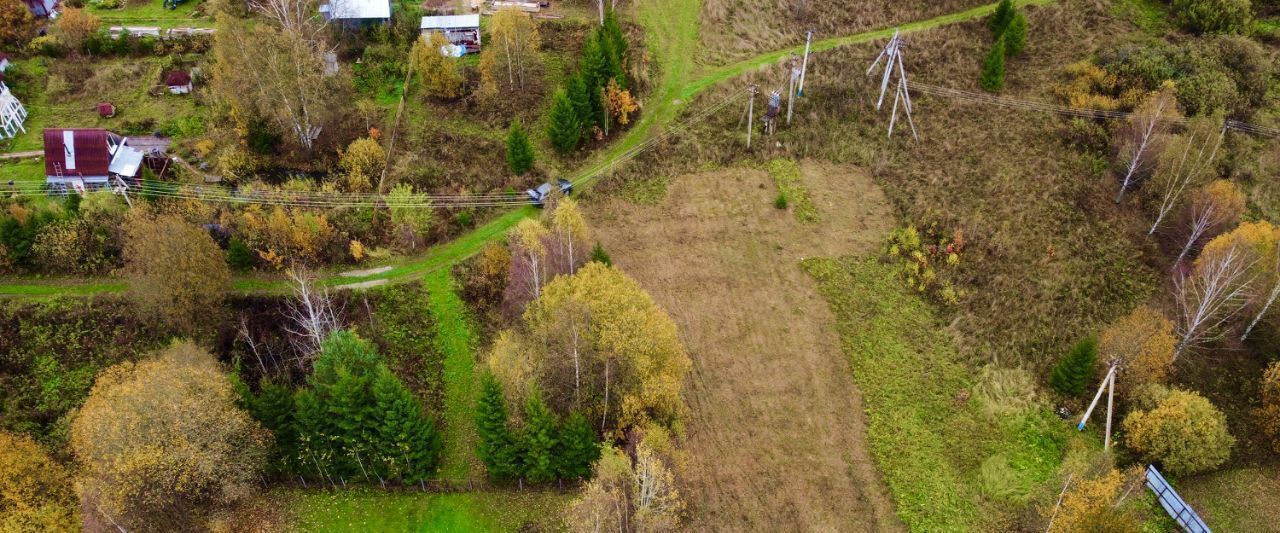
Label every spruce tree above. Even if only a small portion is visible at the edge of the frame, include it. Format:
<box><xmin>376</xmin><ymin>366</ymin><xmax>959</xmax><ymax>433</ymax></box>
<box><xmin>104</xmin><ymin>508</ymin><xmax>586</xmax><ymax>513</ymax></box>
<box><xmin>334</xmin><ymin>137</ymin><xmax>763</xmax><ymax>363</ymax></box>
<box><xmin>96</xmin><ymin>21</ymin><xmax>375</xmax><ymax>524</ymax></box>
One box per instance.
<box><xmin>590</xmin><ymin>242</ymin><xmax>611</xmax><ymax>266</ymax></box>
<box><xmin>226</xmin><ymin>237</ymin><xmax>254</xmax><ymax>270</ymax></box>
<box><xmin>1005</xmin><ymin>11</ymin><xmax>1027</xmax><ymax>56</ymax></box>
<box><xmin>579</xmin><ymin>35</ymin><xmax>607</xmax><ymax>128</ymax></box>
<box><xmin>555</xmin><ymin>411</ymin><xmax>599</xmax><ymax>480</ymax></box>
<box><xmin>548</xmin><ymin>89</ymin><xmax>583</xmax><ymax>154</ymax></box>
<box><xmin>602</xmin><ymin>9</ymin><xmax>627</xmax><ymax>87</ymax></box>
<box><xmin>476</xmin><ymin>373</ymin><xmax>520</xmax><ymax>480</ymax></box>
<box><xmin>506</xmin><ymin>122</ymin><xmax>535</xmax><ymax>175</ymax></box>
<box><xmin>1050</xmin><ymin>337</ymin><xmax>1099</xmax><ymax>397</ymax></box>
<box><xmin>988</xmin><ymin>0</ymin><xmax>1015</xmax><ymax>36</ymax></box>
<box><xmin>253</xmin><ymin>380</ymin><xmax>298</xmax><ymax>474</ymax></box>
<box><xmin>373</xmin><ymin>367</ymin><xmax>442</xmax><ymax>483</ymax></box>
<box><xmin>598</xmin><ymin>30</ymin><xmax>623</xmax><ymax>89</ymax></box>
<box><xmin>567</xmin><ymin>72</ymin><xmax>592</xmax><ymax>138</ymax></box>
<box><xmin>521</xmin><ymin>392</ymin><xmax>559</xmax><ymax>484</ymax></box>
<box><xmin>980</xmin><ymin>36</ymin><xmax>1006</xmax><ymax>93</ymax></box>
<box><xmin>293</xmin><ymin>388</ymin><xmax>333</xmax><ymax>480</ymax></box>
<box><xmin>310</xmin><ymin>331</ymin><xmax>382</xmax><ymax>479</ymax></box>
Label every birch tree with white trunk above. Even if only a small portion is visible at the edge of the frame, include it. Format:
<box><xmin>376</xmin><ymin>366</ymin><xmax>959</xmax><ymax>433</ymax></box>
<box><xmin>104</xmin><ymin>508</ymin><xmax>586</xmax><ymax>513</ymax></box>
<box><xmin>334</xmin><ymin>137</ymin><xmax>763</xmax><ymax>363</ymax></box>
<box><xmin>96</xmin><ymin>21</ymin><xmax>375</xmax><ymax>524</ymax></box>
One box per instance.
<box><xmin>283</xmin><ymin>267</ymin><xmax>342</xmax><ymax>366</ymax></box>
<box><xmin>1173</xmin><ymin>241</ymin><xmax>1256</xmax><ymax>359</ymax></box>
<box><xmin>1173</xmin><ymin>180</ymin><xmax>1245</xmax><ymax>265</ymax></box>
<box><xmin>212</xmin><ymin>12</ymin><xmax>343</xmax><ymax>153</ymax></box>
<box><xmin>1149</xmin><ymin>116</ymin><xmax>1225</xmax><ymax>236</ymax></box>
<box><xmin>1115</xmin><ymin>85</ymin><xmax>1179</xmax><ymax>203</ymax></box>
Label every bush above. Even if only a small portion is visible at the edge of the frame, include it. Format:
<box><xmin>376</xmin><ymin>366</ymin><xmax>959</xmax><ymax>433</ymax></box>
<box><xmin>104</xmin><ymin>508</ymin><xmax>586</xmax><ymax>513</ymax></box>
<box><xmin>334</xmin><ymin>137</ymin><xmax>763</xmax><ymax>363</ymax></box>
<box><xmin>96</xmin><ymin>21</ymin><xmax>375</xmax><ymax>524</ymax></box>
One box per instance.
<box><xmin>1171</xmin><ymin>0</ymin><xmax>1251</xmax><ymax>34</ymax></box>
<box><xmin>1050</xmin><ymin>337</ymin><xmax>1098</xmax><ymax>397</ymax></box>
<box><xmin>1123</xmin><ymin>384</ymin><xmax>1234</xmax><ymax>475</ymax></box>
<box><xmin>226</xmin><ymin>237</ymin><xmax>254</xmax><ymax>270</ymax></box>
<box><xmin>1177</xmin><ymin>70</ymin><xmax>1237</xmax><ymax>116</ymax></box>
<box><xmin>774</xmin><ymin>192</ymin><xmax>788</xmax><ymax>210</ymax></box>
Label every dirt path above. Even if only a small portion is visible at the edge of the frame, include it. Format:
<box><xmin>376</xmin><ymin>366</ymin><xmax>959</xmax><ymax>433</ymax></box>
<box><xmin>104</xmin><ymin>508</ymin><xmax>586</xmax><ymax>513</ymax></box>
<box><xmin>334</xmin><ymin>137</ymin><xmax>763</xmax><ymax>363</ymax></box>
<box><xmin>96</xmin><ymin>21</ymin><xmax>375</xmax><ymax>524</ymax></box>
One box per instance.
<box><xmin>590</xmin><ymin>161</ymin><xmax>900</xmax><ymax>531</ymax></box>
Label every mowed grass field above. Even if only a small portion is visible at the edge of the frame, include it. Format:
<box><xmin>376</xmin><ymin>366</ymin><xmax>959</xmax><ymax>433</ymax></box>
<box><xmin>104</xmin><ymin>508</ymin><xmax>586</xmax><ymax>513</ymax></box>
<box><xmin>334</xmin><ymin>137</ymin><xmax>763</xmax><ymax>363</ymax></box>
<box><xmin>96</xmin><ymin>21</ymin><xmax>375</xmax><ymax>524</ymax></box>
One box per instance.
<box><xmin>282</xmin><ymin>489</ymin><xmax>572</xmax><ymax>532</ymax></box>
<box><xmin>589</xmin><ymin>161</ymin><xmax>900</xmax><ymax>530</ymax></box>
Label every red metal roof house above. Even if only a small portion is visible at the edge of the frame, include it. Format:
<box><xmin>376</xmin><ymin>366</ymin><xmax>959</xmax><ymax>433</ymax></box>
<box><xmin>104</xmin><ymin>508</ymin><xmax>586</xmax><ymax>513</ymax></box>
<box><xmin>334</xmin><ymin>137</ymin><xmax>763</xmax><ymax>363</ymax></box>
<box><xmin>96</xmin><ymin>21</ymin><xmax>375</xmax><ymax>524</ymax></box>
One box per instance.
<box><xmin>43</xmin><ymin>129</ymin><xmax>145</xmax><ymax>190</ymax></box>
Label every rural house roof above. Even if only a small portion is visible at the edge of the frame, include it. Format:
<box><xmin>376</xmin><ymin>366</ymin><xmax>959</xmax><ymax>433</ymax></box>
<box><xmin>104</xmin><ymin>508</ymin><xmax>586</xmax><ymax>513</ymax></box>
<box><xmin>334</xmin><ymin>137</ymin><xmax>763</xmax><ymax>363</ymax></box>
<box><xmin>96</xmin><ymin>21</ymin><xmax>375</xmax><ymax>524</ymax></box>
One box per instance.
<box><xmin>420</xmin><ymin>14</ymin><xmax>480</xmax><ymax>30</ymax></box>
<box><xmin>164</xmin><ymin>71</ymin><xmax>191</xmax><ymax>87</ymax></box>
<box><xmin>322</xmin><ymin>0</ymin><xmax>391</xmax><ymax>20</ymax></box>
<box><xmin>44</xmin><ymin>129</ymin><xmax>116</xmax><ymax>177</ymax></box>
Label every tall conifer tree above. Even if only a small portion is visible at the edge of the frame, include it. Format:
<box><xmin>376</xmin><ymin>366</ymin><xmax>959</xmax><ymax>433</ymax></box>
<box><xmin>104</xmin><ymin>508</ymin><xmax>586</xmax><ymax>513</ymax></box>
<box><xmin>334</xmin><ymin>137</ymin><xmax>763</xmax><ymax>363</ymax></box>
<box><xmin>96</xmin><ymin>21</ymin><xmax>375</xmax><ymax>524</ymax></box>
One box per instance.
<box><xmin>521</xmin><ymin>392</ymin><xmax>560</xmax><ymax>483</ymax></box>
<box><xmin>507</xmin><ymin>122</ymin><xmax>535</xmax><ymax>175</ymax></box>
<box><xmin>373</xmin><ymin>367</ymin><xmax>442</xmax><ymax>482</ymax></box>
<box><xmin>476</xmin><ymin>373</ymin><xmax>520</xmax><ymax>480</ymax></box>
<box><xmin>980</xmin><ymin>35</ymin><xmax>1006</xmax><ymax>92</ymax></box>
<box><xmin>548</xmin><ymin>89</ymin><xmax>583</xmax><ymax>153</ymax></box>
<box><xmin>556</xmin><ymin>411</ymin><xmax>599</xmax><ymax>480</ymax></box>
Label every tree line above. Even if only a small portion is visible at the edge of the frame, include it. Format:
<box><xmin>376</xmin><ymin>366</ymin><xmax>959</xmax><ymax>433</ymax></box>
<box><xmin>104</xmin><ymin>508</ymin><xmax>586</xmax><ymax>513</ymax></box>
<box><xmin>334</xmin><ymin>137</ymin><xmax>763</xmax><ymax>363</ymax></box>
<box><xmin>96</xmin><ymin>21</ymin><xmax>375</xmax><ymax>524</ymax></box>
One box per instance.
<box><xmin>238</xmin><ymin>330</ymin><xmax>443</xmax><ymax>488</ymax></box>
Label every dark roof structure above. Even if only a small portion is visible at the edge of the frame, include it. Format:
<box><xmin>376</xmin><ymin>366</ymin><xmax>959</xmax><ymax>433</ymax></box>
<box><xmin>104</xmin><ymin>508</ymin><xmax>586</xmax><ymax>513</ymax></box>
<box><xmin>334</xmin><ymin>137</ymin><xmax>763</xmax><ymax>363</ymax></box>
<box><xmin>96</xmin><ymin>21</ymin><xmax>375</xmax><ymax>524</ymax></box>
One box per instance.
<box><xmin>43</xmin><ymin>129</ymin><xmax>115</xmax><ymax>177</ymax></box>
<box><xmin>164</xmin><ymin>70</ymin><xmax>191</xmax><ymax>87</ymax></box>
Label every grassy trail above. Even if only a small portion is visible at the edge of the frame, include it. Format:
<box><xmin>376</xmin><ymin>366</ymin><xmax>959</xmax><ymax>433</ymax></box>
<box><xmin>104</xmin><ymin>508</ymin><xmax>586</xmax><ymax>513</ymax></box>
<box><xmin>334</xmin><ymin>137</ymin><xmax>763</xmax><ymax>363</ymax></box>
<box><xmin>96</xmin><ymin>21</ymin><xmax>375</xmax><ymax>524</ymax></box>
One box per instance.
<box><xmin>0</xmin><ymin>0</ymin><xmax>1051</xmax><ymax>298</ymax></box>
<box><xmin>424</xmin><ymin>269</ymin><xmax>484</xmax><ymax>485</ymax></box>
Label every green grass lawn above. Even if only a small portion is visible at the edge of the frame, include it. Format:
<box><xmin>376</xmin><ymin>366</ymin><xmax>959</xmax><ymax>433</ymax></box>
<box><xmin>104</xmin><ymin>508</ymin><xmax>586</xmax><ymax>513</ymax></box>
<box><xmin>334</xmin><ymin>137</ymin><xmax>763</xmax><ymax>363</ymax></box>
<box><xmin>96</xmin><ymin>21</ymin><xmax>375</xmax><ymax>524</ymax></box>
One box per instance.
<box><xmin>87</xmin><ymin>0</ymin><xmax>213</xmax><ymax>29</ymax></box>
<box><xmin>0</xmin><ymin>158</ymin><xmax>45</xmax><ymax>182</ymax></box>
<box><xmin>425</xmin><ymin>270</ymin><xmax>484</xmax><ymax>485</ymax></box>
<box><xmin>805</xmin><ymin>256</ymin><xmax>1085</xmax><ymax>531</ymax></box>
<box><xmin>284</xmin><ymin>488</ymin><xmax>572</xmax><ymax>532</ymax></box>
<box><xmin>5</xmin><ymin>57</ymin><xmax>209</xmax><ymax>154</ymax></box>
<box><xmin>1176</xmin><ymin>464</ymin><xmax>1280</xmax><ymax>532</ymax></box>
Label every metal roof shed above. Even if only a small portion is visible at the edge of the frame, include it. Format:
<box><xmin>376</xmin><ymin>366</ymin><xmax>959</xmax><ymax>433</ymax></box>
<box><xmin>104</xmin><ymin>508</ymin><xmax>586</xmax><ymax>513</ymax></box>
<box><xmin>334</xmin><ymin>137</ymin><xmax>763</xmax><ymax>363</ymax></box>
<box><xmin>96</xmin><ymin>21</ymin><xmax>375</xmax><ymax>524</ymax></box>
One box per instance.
<box><xmin>421</xmin><ymin>14</ymin><xmax>482</xmax><ymax>53</ymax></box>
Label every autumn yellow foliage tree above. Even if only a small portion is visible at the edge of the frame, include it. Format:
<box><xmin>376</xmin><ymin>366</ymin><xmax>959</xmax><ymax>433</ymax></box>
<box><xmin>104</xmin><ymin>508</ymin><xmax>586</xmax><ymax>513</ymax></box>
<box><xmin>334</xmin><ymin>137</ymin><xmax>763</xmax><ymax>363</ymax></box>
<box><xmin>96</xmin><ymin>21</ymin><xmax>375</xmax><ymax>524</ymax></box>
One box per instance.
<box><xmin>1254</xmin><ymin>361</ymin><xmax>1280</xmax><ymax>453</ymax></box>
<box><xmin>124</xmin><ymin>214</ymin><xmax>230</xmax><ymax>333</ymax></box>
<box><xmin>1099</xmin><ymin>305</ymin><xmax>1176</xmax><ymax>395</ymax></box>
<box><xmin>489</xmin><ymin>262</ymin><xmax>691</xmax><ymax>434</ymax></box>
<box><xmin>604</xmin><ymin>79</ymin><xmax>638</xmax><ymax>135</ymax></box>
<box><xmin>1047</xmin><ymin>469</ymin><xmax>1142</xmax><ymax>533</ymax></box>
<box><xmin>566</xmin><ymin>427</ymin><xmax>685</xmax><ymax>533</ymax></box>
<box><xmin>233</xmin><ymin>203</ymin><xmax>338</xmax><ymax>267</ymax></box>
<box><xmin>338</xmin><ymin>137</ymin><xmax>386</xmax><ymax>192</ymax></box>
<box><xmin>71</xmin><ymin>342</ymin><xmax>270</xmax><ymax>531</ymax></box>
<box><xmin>1122</xmin><ymin>384</ymin><xmax>1234</xmax><ymax>475</ymax></box>
<box><xmin>1175</xmin><ymin>179</ymin><xmax>1246</xmax><ymax>264</ymax></box>
<box><xmin>55</xmin><ymin>8</ymin><xmax>99</xmax><ymax>53</ymax></box>
<box><xmin>0</xmin><ymin>432</ymin><xmax>77</xmax><ymax>533</ymax></box>
<box><xmin>478</xmin><ymin>8</ymin><xmax>541</xmax><ymax>97</ymax></box>
<box><xmin>1214</xmin><ymin>221</ymin><xmax>1280</xmax><ymax>341</ymax></box>
<box><xmin>0</xmin><ymin>0</ymin><xmax>38</xmax><ymax>50</ymax></box>
<box><xmin>411</xmin><ymin>32</ymin><xmax>465</xmax><ymax>99</ymax></box>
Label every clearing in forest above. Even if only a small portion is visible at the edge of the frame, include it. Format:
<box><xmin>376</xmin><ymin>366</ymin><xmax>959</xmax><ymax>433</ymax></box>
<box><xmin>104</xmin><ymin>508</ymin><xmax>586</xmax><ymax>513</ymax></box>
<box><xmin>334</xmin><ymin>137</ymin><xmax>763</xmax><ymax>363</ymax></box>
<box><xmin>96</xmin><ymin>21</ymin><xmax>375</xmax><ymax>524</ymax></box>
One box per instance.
<box><xmin>589</xmin><ymin>161</ymin><xmax>899</xmax><ymax>531</ymax></box>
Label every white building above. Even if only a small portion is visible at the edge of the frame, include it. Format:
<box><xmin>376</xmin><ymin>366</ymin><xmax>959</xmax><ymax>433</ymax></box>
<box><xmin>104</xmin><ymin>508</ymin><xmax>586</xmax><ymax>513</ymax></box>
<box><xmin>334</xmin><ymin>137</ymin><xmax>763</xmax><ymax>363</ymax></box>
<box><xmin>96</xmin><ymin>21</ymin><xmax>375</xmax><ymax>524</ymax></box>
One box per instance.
<box><xmin>0</xmin><ymin>87</ymin><xmax>27</xmax><ymax>141</ymax></box>
<box><xmin>320</xmin><ymin>0</ymin><xmax>392</xmax><ymax>25</ymax></box>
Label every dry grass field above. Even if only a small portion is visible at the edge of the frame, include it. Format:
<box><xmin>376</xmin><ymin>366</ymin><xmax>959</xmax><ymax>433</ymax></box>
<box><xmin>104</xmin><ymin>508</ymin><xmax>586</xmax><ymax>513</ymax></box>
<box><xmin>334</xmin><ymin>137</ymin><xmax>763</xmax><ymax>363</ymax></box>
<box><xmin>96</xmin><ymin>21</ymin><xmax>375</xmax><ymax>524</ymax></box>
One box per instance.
<box><xmin>588</xmin><ymin>161</ymin><xmax>899</xmax><ymax>531</ymax></box>
<box><xmin>697</xmin><ymin>0</ymin><xmax>982</xmax><ymax>67</ymax></box>
<box><xmin>614</xmin><ymin>1</ymin><xmax>1161</xmax><ymax>373</ymax></box>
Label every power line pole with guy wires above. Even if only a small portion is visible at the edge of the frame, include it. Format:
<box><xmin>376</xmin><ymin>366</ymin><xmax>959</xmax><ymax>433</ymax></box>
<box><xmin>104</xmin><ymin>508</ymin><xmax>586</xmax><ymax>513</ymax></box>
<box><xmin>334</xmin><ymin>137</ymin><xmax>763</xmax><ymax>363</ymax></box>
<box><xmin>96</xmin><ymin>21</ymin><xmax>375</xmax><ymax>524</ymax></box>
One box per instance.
<box><xmin>865</xmin><ymin>28</ymin><xmax>918</xmax><ymax>141</ymax></box>
<box><xmin>746</xmin><ymin>85</ymin><xmax>757</xmax><ymax>148</ymax></box>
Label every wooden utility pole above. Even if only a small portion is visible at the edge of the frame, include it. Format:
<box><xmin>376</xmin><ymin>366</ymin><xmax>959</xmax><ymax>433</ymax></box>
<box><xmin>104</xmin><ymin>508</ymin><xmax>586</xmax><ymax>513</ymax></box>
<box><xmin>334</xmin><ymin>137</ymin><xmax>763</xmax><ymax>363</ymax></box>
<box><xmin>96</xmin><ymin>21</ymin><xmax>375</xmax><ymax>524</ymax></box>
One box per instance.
<box><xmin>798</xmin><ymin>30</ymin><xmax>812</xmax><ymax>97</ymax></box>
<box><xmin>1104</xmin><ymin>361</ymin><xmax>1116</xmax><ymax>449</ymax></box>
<box><xmin>786</xmin><ymin>56</ymin><xmax>798</xmax><ymax>125</ymax></box>
<box><xmin>746</xmin><ymin>85</ymin><xmax>757</xmax><ymax>148</ymax></box>
<box><xmin>1078</xmin><ymin>362</ymin><xmax>1119</xmax><ymax>449</ymax></box>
